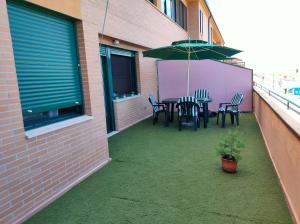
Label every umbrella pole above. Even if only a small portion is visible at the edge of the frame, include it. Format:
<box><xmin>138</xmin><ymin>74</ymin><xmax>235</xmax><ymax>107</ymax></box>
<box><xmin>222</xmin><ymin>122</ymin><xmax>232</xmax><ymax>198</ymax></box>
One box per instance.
<box><xmin>156</xmin><ymin>60</ymin><xmax>160</xmax><ymax>101</ymax></box>
<box><xmin>187</xmin><ymin>54</ymin><xmax>190</xmax><ymax>95</ymax></box>
<box><xmin>187</xmin><ymin>37</ymin><xmax>191</xmax><ymax>96</ymax></box>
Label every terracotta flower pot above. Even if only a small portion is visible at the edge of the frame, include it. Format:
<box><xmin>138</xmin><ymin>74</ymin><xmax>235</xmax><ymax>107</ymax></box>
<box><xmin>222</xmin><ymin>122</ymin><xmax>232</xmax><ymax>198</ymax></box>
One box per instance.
<box><xmin>221</xmin><ymin>156</ymin><xmax>237</xmax><ymax>173</ymax></box>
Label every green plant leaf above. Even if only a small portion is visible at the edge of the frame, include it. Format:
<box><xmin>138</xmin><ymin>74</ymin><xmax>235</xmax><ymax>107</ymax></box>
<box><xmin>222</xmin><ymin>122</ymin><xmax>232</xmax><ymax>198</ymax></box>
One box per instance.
<box><xmin>215</xmin><ymin>129</ymin><xmax>245</xmax><ymax>161</ymax></box>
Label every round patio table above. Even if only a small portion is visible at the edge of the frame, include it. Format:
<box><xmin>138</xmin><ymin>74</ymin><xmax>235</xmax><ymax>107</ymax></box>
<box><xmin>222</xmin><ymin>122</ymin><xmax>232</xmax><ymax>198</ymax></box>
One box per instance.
<box><xmin>162</xmin><ymin>97</ymin><xmax>212</xmax><ymax>128</ymax></box>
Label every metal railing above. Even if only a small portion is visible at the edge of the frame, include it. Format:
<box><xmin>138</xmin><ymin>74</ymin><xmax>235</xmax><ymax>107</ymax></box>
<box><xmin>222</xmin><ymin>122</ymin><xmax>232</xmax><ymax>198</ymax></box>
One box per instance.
<box><xmin>223</xmin><ymin>59</ymin><xmax>245</xmax><ymax>67</ymax></box>
<box><xmin>254</xmin><ymin>82</ymin><xmax>300</xmax><ymax>115</ymax></box>
<box><xmin>230</xmin><ymin>62</ymin><xmax>245</xmax><ymax>67</ymax></box>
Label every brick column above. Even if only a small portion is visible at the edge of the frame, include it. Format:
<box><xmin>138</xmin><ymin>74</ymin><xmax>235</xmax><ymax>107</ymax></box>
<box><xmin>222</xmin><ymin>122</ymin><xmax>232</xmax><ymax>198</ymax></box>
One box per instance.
<box><xmin>76</xmin><ymin>21</ymin><xmax>105</xmax><ymax>117</ymax></box>
<box><xmin>0</xmin><ymin>0</ymin><xmax>110</xmax><ymax>223</ymax></box>
<box><xmin>0</xmin><ymin>1</ymin><xmax>27</xmax><ymax>223</ymax></box>
<box><xmin>187</xmin><ymin>1</ymin><xmax>200</xmax><ymax>39</ymax></box>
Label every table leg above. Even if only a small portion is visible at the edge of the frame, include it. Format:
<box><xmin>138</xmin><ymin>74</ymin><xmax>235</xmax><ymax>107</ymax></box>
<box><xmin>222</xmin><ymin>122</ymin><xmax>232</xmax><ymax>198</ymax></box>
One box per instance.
<box><xmin>206</xmin><ymin>103</ymin><xmax>209</xmax><ymax>124</ymax></box>
<box><xmin>203</xmin><ymin>102</ymin><xmax>208</xmax><ymax>128</ymax></box>
<box><xmin>222</xmin><ymin>112</ymin><xmax>226</xmax><ymax>128</ymax></box>
<box><xmin>165</xmin><ymin>103</ymin><xmax>170</xmax><ymax>127</ymax></box>
<box><xmin>171</xmin><ymin>103</ymin><xmax>175</xmax><ymax>122</ymax></box>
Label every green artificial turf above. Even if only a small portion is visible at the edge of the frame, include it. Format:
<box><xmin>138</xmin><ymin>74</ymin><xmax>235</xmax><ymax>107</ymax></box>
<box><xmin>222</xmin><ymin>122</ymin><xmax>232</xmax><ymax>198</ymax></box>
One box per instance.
<box><xmin>27</xmin><ymin>114</ymin><xmax>292</xmax><ymax>224</ymax></box>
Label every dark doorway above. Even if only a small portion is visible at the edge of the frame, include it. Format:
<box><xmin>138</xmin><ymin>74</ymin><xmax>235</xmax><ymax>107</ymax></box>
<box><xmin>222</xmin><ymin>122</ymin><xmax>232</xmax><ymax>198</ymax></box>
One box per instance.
<box><xmin>100</xmin><ymin>45</ymin><xmax>137</xmax><ymax>133</ymax></box>
<box><xmin>111</xmin><ymin>54</ymin><xmax>137</xmax><ymax>97</ymax></box>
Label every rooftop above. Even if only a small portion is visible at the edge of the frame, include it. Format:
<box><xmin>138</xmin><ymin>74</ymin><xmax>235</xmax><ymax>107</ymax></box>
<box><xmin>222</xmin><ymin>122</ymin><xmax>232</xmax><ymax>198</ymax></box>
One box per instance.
<box><xmin>26</xmin><ymin>114</ymin><xmax>292</xmax><ymax>224</ymax></box>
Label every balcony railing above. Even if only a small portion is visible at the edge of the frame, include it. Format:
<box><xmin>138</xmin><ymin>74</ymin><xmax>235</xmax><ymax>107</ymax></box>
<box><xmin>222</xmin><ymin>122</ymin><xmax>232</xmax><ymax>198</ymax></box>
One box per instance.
<box><xmin>223</xmin><ymin>59</ymin><xmax>245</xmax><ymax>67</ymax></box>
<box><xmin>230</xmin><ymin>61</ymin><xmax>245</xmax><ymax>67</ymax></box>
<box><xmin>254</xmin><ymin>82</ymin><xmax>300</xmax><ymax>115</ymax></box>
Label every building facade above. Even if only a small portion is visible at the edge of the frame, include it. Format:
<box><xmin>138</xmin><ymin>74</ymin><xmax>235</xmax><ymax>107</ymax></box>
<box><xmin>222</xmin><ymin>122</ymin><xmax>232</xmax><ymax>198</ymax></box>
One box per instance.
<box><xmin>0</xmin><ymin>0</ymin><xmax>223</xmax><ymax>223</ymax></box>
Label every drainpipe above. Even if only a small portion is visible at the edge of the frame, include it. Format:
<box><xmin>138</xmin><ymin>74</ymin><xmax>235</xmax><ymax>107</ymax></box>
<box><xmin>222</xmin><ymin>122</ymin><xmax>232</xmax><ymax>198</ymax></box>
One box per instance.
<box><xmin>208</xmin><ymin>15</ymin><xmax>212</xmax><ymax>43</ymax></box>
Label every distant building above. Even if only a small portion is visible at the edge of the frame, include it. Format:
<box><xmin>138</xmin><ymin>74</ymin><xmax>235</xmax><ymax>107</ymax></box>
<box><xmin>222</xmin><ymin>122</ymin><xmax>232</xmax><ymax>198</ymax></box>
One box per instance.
<box><xmin>288</xmin><ymin>87</ymin><xmax>300</xmax><ymax>95</ymax></box>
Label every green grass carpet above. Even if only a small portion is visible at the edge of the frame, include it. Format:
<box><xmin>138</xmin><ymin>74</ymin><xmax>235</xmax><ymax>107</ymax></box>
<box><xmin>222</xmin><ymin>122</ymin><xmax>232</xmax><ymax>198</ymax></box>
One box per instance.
<box><xmin>27</xmin><ymin>114</ymin><xmax>292</xmax><ymax>224</ymax></box>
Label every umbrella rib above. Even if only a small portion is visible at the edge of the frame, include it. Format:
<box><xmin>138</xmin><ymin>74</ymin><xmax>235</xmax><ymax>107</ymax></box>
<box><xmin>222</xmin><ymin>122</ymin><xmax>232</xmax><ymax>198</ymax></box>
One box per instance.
<box><xmin>172</xmin><ymin>46</ymin><xmax>194</xmax><ymax>59</ymax></box>
<box><xmin>192</xmin><ymin>47</ymin><xmax>232</xmax><ymax>57</ymax></box>
<box><xmin>173</xmin><ymin>46</ymin><xmax>232</xmax><ymax>58</ymax></box>
<box><xmin>172</xmin><ymin>46</ymin><xmax>221</xmax><ymax>59</ymax></box>
<box><xmin>173</xmin><ymin>46</ymin><xmax>204</xmax><ymax>56</ymax></box>
<box><xmin>194</xmin><ymin>50</ymin><xmax>200</xmax><ymax>60</ymax></box>
<box><xmin>204</xmin><ymin>47</ymin><xmax>231</xmax><ymax>57</ymax></box>
<box><xmin>173</xmin><ymin>47</ymin><xmax>190</xmax><ymax>53</ymax></box>
<box><xmin>177</xmin><ymin>46</ymin><xmax>229</xmax><ymax>54</ymax></box>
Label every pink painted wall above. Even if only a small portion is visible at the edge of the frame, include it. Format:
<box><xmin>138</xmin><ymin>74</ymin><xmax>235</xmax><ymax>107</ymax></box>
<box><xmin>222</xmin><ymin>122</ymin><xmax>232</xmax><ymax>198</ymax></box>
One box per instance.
<box><xmin>158</xmin><ymin>60</ymin><xmax>253</xmax><ymax>111</ymax></box>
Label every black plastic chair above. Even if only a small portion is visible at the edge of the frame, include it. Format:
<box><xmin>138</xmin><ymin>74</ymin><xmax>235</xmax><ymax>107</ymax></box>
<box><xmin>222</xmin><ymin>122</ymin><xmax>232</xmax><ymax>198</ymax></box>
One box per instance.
<box><xmin>177</xmin><ymin>96</ymin><xmax>200</xmax><ymax>131</ymax></box>
<box><xmin>194</xmin><ymin>89</ymin><xmax>209</xmax><ymax>108</ymax></box>
<box><xmin>217</xmin><ymin>93</ymin><xmax>244</xmax><ymax>128</ymax></box>
<box><xmin>148</xmin><ymin>95</ymin><xmax>167</xmax><ymax>125</ymax></box>
<box><xmin>194</xmin><ymin>89</ymin><xmax>210</xmax><ymax>121</ymax></box>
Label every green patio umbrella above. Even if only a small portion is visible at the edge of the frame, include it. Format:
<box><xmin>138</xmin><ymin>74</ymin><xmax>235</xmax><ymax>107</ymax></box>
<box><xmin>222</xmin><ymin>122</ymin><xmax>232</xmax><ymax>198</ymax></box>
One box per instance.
<box><xmin>143</xmin><ymin>39</ymin><xmax>242</xmax><ymax>95</ymax></box>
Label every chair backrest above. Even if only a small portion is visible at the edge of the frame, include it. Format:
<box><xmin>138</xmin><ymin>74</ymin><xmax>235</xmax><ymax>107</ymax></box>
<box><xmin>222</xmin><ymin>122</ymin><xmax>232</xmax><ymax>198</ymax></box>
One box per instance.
<box><xmin>231</xmin><ymin>93</ymin><xmax>243</xmax><ymax>105</ymax></box>
<box><xmin>194</xmin><ymin>89</ymin><xmax>209</xmax><ymax>99</ymax></box>
<box><xmin>177</xmin><ymin>96</ymin><xmax>199</xmax><ymax>118</ymax></box>
<box><xmin>148</xmin><ymin>95</ymin><xmax>159</xmax><ymax>112</ymax></box>
<box><xmin>231</xmin><ymin>93</ymin><xmax>244</xmax><ymax>111</ymax></box>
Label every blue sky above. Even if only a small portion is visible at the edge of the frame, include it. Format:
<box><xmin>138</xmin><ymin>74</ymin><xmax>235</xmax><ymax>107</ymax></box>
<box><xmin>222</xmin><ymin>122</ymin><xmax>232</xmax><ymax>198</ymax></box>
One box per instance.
<box><xmin>207</xmin><ymin>0</ymin><xmax>300</xmax><ymax>74</ymax></box>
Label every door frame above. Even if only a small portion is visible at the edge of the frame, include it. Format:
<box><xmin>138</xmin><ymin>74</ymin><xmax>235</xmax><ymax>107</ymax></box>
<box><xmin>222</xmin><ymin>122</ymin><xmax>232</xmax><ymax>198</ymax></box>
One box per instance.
<box><xmin>101</xmin><ymin>47</ymin><xmax>116</xmax><ymax>133</ymax></box>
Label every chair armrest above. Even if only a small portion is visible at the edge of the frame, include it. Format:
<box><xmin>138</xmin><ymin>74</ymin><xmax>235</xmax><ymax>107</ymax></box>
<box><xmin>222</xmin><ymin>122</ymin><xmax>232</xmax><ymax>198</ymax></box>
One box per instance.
<box><xmin>225</xmin><ymin>104</ymin><xmax>232</xmax><ymax>110</ymax></box>
<box><xmin>156</xmin><ymin>103</ymin><xmax>166</xmax><ymax>106</ymax></box>
<box><xmin>225</xmin><ymin>104</ymin><xmax>239</xmax><ymax>111</ymax></box>
<box><xmin>153</xmin><ymin>103</ymin><xmax>166</xmax><ymax>110</ymax></box>
<box><xmin>219</xmin><ymin>102</ymin><xmax>231</xmax><ymax>107</ymax></box>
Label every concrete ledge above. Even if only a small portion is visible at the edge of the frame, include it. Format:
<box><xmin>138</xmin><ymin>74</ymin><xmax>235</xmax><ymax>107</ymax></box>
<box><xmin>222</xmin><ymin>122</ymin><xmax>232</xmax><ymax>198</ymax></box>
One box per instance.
<box><xmin>107</xmin><ymin>130</ymin><xmax>119</xmax><ymax>138</ymax></box>
<box><xmin>253</xmin><ymin>87</ymin><xmax>300</xmax><ymax>138</ymax></box>
<box><xmin>25</xmin><ymin>115</ymin><xmax>93</xmax><ymax>139</ymax></box>
<box><xmin>12</xmin><ymin>158</ymin><xmax>112</xmax><ymax>224</ymax></box>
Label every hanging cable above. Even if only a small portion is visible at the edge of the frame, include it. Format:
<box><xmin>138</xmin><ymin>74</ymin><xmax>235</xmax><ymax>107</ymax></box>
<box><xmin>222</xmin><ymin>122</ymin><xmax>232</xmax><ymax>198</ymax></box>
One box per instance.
<box><xmin>100</xmin><ymin>0</ymin><xmax>110</xmax><ymax>46</ymax></box>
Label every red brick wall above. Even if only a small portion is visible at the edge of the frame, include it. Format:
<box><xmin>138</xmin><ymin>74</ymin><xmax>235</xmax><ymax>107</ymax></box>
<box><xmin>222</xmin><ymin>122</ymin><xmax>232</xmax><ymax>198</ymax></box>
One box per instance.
<box><xmin>114</xmin><ymin>49</ymin><xmax>158</xmax><ymax>131</ymax></box>
<box><xmin>0</xmin><ymin>0</ymin><xmax>110</xmax><ymax>223</ymax></box>
<box><xmin>113</xmin><ymin>96</ymin><xmax>151</xmax><ymax>131</ymax></box>
<box><xmin>98</xmin><ymin>0</ymin><xmax>188</xmax><ymax>48</ymax></box>
<box><xmin>0</xmin><ymin>0</ymin><xmax>205</xmax><ymax>223</ymax></box>
<box><xmin>97</xmin><ymin>0</ymin><xmax>191</xmax><ymax>130</ymax></box>
<box><xmin>187</xmin><ymin>1</ymin><xmax>200</xmax><ymax>39</ymax></box>
<box><xmin>98</xmin><ymin>37</ymin><xmax>158</xmax><ymax>131</ymax></box>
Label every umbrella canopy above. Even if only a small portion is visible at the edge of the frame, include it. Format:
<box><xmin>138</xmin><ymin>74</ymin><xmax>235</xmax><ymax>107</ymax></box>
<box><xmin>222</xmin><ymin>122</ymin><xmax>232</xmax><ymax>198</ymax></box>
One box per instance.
<box><xmin>143</xmin><ymin>39</ymin><xmax>241</xmax><ymax>60</ymax></box>
<box><xmin>143</xmin><ymin>39</ymin><xmax>242</xmax><ymax>95</ymax></box>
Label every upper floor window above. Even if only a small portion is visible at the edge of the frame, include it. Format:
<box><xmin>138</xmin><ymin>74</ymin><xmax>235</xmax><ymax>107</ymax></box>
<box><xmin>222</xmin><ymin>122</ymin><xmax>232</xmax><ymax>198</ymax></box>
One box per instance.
<box><xmin>176</xmin><ymin>1</ymin><xmax>187</xmax><ymax>30</ymax></box>
<box><xmin>161</xmin><ymin>0</ymin><xmax>187</xmax><ymax>30</ymax></box>
<box><xmin>161</xmin><ymin>0</ymin><xmax>176</xmax><ymax>21</ymax></box>
<box><xmin>199</xmin><ymin>10</ymin><xmax>204</xmax><ymax>34</ymax></box>
<box><xmin>210</xmin><ymin>27</ymin><xmax>213</xmax><ymax>43</ymax></box>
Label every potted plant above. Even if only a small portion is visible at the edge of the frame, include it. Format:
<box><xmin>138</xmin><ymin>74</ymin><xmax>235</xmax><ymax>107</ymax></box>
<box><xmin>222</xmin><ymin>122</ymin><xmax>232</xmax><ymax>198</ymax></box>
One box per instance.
<box><xmin>216</xmin><ymin>129</ymin><xmax>245</xmax><ymax>173</ymax></box>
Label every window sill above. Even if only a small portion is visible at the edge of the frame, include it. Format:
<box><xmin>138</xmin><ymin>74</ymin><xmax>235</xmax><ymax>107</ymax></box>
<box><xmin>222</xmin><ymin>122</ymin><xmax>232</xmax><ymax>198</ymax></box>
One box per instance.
<box><xmin>113</xmin><ymin>94</ymin><xmax>143</xmax><ymax>103</ymax></box>
<box><xmin>25</xmin><ymin>115</ymin><xmax>93</xmax><ymax>139</ymax></box>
